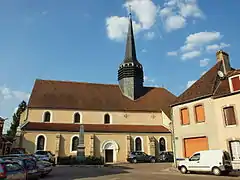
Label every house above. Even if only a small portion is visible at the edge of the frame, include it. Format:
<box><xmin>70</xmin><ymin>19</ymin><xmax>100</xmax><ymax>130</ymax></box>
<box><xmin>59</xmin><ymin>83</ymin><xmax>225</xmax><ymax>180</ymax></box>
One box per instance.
<box><xmin>0</xmin><ymin>117</ymin><xmax>12</xmax><ymax>155</ymax></box>
<box><xmin>171</xmin><ymin>50</ymin><xmax>240</xmax><ymax>168</ymax></box>
<box><xmin>17</xmin><ymin>14</ymin><xmax>176</xmax><ymax>163</ymax></box>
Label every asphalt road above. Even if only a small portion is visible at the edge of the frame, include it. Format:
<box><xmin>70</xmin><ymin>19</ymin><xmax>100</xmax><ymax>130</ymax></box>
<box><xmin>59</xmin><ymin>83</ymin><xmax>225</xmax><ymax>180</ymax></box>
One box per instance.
<box><xmin>43</xmin><ymin>163</ymin><xmax>240</xmax><ymax>180</ymax></box>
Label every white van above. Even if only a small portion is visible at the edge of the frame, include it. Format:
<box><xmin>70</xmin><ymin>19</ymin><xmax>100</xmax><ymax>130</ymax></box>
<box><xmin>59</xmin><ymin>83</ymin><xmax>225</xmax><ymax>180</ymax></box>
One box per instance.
<box><xmin>178</xmin><ymin>150</ymin><xmax>233</xmax><ymax>176</ymax></box>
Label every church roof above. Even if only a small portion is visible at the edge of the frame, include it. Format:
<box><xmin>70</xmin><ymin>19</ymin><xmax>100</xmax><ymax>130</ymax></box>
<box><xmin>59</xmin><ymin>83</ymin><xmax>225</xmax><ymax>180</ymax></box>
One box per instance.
<box><xmin>28</xmin><ymin>79</ymin><xmax>176</xmax><ymax>117</ymax></box>
<box><xmin>22</xmin><ymin>122</ymin><xmax>171</xmax><ymax>133</ymax></box>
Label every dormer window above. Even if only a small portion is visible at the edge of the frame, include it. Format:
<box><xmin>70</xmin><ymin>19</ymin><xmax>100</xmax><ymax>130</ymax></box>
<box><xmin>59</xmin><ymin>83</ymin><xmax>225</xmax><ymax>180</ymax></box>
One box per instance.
<box><xmin>43</xmin><ymin>111</ymin><xmax>51</xmax><ymax>122</ymax></box>
<box><xmin>74</xmin><ymin>112</ymin><xmax>81</xmax><ymax>123</ymax></box>
<box><xmin>104</xmin><ymin>114</ymin><xmax>110</xmax><ymax>124</ymax></box>
<box><xmin>229</xmin><ymin>75</ymin><xmax>240</xmax><ymax>92</ymax></box>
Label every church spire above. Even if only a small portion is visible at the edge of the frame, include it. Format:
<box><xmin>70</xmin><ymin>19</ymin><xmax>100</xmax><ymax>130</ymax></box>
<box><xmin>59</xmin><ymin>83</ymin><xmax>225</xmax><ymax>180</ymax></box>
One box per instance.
<box><xmin>124</xmin><ymin>10</ymin><xmax>138</xmax><ymax>63</ymax></box>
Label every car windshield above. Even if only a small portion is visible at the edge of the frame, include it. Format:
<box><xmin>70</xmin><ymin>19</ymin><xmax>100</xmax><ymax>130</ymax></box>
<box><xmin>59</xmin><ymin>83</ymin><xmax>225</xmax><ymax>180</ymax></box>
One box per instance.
<box><xmin>36</xmin><ymin>151</ymin><xmax>47</xmax><ymax>155</ymax></box>
<box><xmin>47</xmin><ymin>151</ymin><xmax>54</xmax><ymax>156</ymax></box>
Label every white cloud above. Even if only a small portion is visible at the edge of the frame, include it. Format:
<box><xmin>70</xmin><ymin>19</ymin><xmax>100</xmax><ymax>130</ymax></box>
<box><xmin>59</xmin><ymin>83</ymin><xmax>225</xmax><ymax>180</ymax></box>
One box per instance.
<box><xmin>206</xmin><ymin>42</ymin><xmax>230</xmax><ymax>52</ymax></box>
<box><xmin>165</xmin><ymin>15</ymin><xmax>186</xmax><ymax>31</ymax></box>
<box><xmin>141</xmin><ymin>48</ymin><xmax>147</xmax><ymax>53</ymax></box>
<box><xmin>144</xmin><ymin>31</ymin><xmax>155</xmax><ymax>40</ymax></box>
<box><xmin>200</xmin><ymin>58</ymin><xmax>210</xmax><ymax>67</ymax></box>
<box><xmin>160</xmin><ymin>0</ymin><xmax>204</xmax><ymax>32</ymax></box>
<box><xmin>181</xmin><ymin>31</ymin><xmax>222</xmax><ymax>52</ymax></box>
<box><xmin>181</xmin><ymin>50</ymin><xmax>201</xmax><ymax>60</ymax></box>
<box><xmin>106</xmin><ymin>0</ymin><xmax>159</xmax><ymax>41</ymax></box>
<box><xmin>186</xmin><ymin>80</ymin><xmax>196</xmax><ymax>88</ymax></box>
<box><xmin>0</xmin><ymin>85</ymin><xmax>30</xmax><ymax>133</ymax></box>
<box><xmin>167</xmin><ymin>51</ymin><xmax>178</xmax><ymax>56</ymax></box>
<box><xmin>106</xmin><ymin>16</ymin><xmax>141</xmax><ymax>41</ymax></box>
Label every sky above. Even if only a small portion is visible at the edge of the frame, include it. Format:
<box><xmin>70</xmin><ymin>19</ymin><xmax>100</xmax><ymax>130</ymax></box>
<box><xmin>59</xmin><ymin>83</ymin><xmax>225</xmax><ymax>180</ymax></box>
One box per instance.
<box><xmin>1</xmin><ymin>0</ymin><xmax>240</xmax><ymax>132</ymax></box>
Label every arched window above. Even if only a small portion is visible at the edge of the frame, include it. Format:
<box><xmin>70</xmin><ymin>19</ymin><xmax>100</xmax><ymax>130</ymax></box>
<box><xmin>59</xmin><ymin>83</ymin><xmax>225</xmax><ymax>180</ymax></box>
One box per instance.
<box><xmin>74</xmin><ymin>113</ymin><xmax>81</xmax><ymax>123</ymax></box>
<box><xmin>104</xmin><ymin>114</ymin><xmax>110</xmax><ymax>124</ymax></box>
<box><xmin>71</xmin><ymin>136</ymin><xmax>79</xmax><ymax>151</ymax></box>
<box><xmin>135</xmin><ymin>137</ymin><xmax>142</xmax><ymax>152</ymax></box>
<box><xmin>36</xmin><ymin>135</ymin><xmax>45</xmax><ymax>151</ymax></box>
<box><xmin>159</xmin><ymin>137</ymin><xmax>166</xmax><ymax>152</ymax></box>
<box><xmin>43</xmin><ymin>111</ymin><xmax>51</xmax><ymax>122</ymax></box>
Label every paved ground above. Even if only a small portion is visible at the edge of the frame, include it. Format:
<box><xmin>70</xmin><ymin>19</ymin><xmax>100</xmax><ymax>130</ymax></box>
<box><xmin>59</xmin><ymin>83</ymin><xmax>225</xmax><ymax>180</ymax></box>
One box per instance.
<box><xmin>43</xmin><ymin>163</ymin><xmax>240</xmax><ymax>180</ymax></box>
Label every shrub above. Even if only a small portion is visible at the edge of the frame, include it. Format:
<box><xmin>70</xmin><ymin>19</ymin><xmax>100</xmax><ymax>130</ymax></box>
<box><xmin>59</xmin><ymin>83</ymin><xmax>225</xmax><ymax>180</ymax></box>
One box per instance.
<box><xmin>57</xmin><ymin>155</ymin><xmax>104</xmax><ymax>165</ymax></box>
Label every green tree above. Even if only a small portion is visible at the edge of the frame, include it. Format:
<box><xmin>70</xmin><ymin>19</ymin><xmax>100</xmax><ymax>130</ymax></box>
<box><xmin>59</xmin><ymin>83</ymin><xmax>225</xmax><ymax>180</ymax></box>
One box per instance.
<box><xmin>7</xmin><ymin>100</ymin><xmax>27</xmax><ymax>139</ymax></box>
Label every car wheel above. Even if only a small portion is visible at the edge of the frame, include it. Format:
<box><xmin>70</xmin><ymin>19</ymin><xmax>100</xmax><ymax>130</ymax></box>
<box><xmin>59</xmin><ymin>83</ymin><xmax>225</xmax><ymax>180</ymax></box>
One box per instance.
<box><xmin>132</xmin><ymin>159</ymin><xmax>137</xmax><ymax>163</ymax></box>
<box><xmin>212</xmin><ymin>167</ymin><xmax>221</xmax><ymax>176</ymax></box>
<box><xmin>150</xmin><ymin>158</ymin><xmax>156</xmax><ymax>163</ymax></box>
<box><xmin>180</xmin><ymin>166</ymin><xmax>188</xmax><ymax>174</ymax></box>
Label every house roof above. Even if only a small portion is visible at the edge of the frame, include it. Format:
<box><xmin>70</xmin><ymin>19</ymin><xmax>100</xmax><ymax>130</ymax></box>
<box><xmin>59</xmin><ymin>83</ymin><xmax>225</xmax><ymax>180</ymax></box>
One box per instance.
<box><xmin>171</xmin><ymin>61</ymin><xmax>240</xmax><ymax>107</ymax></box>
<box><xmin>22</xmin><ymin>122</ymin><xmax>171</xmax><ymax>133</ymax></box>
<box><xmin>0</xmin><ymin>117</ymin><xmax>5</xmax><ymax>122</ymax></box>
<box><xmin>28</xmin><ymin>79</ymin><xmax>176</xmax><ymax>117</ymax></box>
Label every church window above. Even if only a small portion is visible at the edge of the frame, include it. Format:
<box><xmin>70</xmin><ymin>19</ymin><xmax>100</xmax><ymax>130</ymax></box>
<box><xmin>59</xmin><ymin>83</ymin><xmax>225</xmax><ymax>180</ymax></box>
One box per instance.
<box><xmin>74</xmin><ymin>112</ymin><xmax>81</xmax><ymax>123</ymax></box>
<box><xmin>71</xmin><ymin>136</ymin><xmax>79</xmax><ymax>151</ymax></box>
<box><xmin>36</xmin><ymin>135</ymin><xmax>45</xmax><ymax>151</ymax></box>
<box><xmin>104</xmin><ymin>114</ymin><xmax>110</xmax><ymax>124</ymax></box>
<box><xmin>135</xmin><ymin>137</ymin><xmax>143</xmax><ymax>152</ymax></box>
<box><xmin>159</xmin><ymin>137</ymin><xmax>166</xmax><ymax>152</ymax></box>
<box><xmin>43</xmin><ymin>111</ymin><xmax>51</xmax><ymax>122</ymax></box>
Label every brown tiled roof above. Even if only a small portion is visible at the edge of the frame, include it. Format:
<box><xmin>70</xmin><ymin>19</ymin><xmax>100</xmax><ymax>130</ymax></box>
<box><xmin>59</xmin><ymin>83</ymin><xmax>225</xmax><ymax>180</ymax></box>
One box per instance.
<box><xmin>28</xmin><ymin>79</ymin><xmax>176</xmax><ymax>117</ymax></box>
<box><xmin>22</xmin><ymin>122</ymin><xmax>171</xmax><ymax>133</ymax></box>
<box><xmin>172</xmin><ymin>61</ymin><xmax>240</xmax><ymax>106</ymax></box>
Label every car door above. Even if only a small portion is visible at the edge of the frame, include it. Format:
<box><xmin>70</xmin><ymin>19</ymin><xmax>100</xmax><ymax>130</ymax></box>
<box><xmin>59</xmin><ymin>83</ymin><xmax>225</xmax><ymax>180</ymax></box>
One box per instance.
<box><xmin>187</xmin><ymin>153</ymin><xmax>201</xmax><ymax>171</ymax></box>
<box><xmin>5</xmin><ymin>162</ymin><xmax>26</xmax><ymax>180</ymax></box>
<box><xmin>136</xmin><ymin>152</ymin><xmax>145</xmax><ymax>162</ymax></box>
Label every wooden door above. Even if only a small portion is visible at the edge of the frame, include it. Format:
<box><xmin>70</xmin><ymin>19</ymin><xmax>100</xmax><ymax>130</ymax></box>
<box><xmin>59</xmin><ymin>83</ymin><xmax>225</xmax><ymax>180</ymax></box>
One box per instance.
<box><xmin>105</xmin><ymin>150</ymin><xmax>113</xmax><ymax>163</ymax></box>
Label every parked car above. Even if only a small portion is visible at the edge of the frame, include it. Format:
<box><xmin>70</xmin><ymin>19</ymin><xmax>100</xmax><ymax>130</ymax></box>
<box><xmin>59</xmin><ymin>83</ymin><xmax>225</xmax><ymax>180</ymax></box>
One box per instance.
<box><xmin>2</xmin><ymin>157</ymin><xmax>39</xmax><ymax>179</ymax></box>
<box><xmin>127</xmin><ymin>151</ymin><xmax>156</xmax><ymax>163</ymax></box>
<box><xmin>36</xmin><ymin>160</ymin><xmax>52</xmax><ymax>177</ymax></box>
<box><xmin>34</xmin><ymin>151</ymin><xmax>55</xmax><ymax>165</ymax></box>
<box><xmin>178</xmin><ymin>150</ymin><xmax>233</xmax><ymax>176</ymax></box>
<box><xmin>0</xmin><ymin>158</ymin><xmax>27</xmax><ymax>180</ymax></box>
<box><xmin>10</xmin><ymin>148</ymin><xmax>27</xmax><ymax>155</ymax></box>
<box><xmin>158</xmin><ymin>151</ymin><xmax>174</xmax><ymax>162</ymax></box>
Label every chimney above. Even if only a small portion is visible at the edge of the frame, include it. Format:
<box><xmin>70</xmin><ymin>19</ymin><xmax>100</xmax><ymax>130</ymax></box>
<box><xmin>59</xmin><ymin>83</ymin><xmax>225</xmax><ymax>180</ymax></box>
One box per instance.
<box><xmin>216</xmin><ymin>50</ymin><xmax>231</xmax><ymax>74</ymax></box>
<box><xmin>0</xmin><ymin>118</ymin><xmax>4</xmax><ymax>136</ymax></box>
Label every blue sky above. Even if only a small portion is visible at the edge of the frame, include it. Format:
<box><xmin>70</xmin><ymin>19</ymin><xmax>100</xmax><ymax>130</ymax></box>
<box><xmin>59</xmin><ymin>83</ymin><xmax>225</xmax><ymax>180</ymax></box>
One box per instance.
<box><xmin>1</xmin><ymin>0</ymin><xmax>240</xmax><ymax>131</ymax></box>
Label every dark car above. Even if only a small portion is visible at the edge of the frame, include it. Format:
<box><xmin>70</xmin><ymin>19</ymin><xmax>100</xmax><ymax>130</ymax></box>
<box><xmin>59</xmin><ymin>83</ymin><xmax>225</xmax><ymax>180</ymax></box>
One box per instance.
<box><xmin>0</xmin><ymin>158</ymin><xmax>27</xmax><ymax>180</ymax></box>
<box><xmin>34</xmin><ymin>151</ymin><xmax>55</xmax><ymax>165</ymax></box>
<box><xmin>158</xmin><ymin>151</ymin><xmax>174</xmax><ymax>162</ymax></box>
<box><xmin>36</xmin><ymin>160</ymin><xmax>52</xmax><ymax>177</ymax></box>
<box><xmin>127</xmin><ymin>152</ymin><xmax>156</xmax><ymax>163</ymax></box>
<box><xmin>2</xmin><ymin>157</ymin><xmax>39</xmax><ymax>180</ymax></box>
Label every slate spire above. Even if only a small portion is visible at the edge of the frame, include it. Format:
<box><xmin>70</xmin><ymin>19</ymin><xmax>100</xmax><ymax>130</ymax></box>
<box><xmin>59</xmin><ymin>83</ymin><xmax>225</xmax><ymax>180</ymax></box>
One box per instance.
<box><xmin>124</xmin><ymin>12</ymin><xmax>138</xmax><ymax>63</ymax></box>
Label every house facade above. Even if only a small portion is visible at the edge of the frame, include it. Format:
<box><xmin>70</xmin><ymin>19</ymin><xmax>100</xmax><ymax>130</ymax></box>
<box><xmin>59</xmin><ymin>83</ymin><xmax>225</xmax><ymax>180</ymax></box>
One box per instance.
<box><xmin>171</xmin><ymin>50</ymin><xmax>240</xmax><ymax>168</ymax></box>
<box><xmin>17</xmin><ymin>14</ymin><xmax>176</xmax><ymax>163</ymax></box>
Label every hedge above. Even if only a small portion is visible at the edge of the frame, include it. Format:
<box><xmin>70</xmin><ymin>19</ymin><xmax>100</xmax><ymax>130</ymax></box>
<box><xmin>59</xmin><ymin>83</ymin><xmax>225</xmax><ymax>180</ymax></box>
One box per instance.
<box><xmin>57</xmin><ymin>155</ymin><xmax>104</xmax><ymax>165</ymax></box>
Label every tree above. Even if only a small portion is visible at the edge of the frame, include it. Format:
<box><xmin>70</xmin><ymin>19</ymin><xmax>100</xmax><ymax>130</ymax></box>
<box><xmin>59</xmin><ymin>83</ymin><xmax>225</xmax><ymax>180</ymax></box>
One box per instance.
<box><xmin>7</xmin><ymin>100</ymin><xmax>27</xmax><ymax>139</ymax></box>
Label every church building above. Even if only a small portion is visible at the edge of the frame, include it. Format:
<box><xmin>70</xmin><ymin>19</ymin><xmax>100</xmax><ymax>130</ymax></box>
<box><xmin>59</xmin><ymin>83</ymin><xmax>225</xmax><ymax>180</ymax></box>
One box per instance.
<box><xmin>18</xmin><ymin>14</ymin><xmax>176</xmax><ymax>163</ymax></box>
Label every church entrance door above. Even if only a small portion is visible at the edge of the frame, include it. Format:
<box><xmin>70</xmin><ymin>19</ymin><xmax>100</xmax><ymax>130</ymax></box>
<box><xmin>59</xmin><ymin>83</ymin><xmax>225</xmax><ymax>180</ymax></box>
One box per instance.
<box><xmin>105</xmin><ymin>149</ymin><xmax>113</xmax><ymax>163</ymax></box>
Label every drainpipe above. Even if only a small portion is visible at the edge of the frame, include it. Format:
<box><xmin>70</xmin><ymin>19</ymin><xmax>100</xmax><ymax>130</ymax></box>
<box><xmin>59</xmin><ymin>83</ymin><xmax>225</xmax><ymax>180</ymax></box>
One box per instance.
<box><xmin>170</xmin><ymin>108</ymin><xmax>177</xmax><ymax>168</ymax></box>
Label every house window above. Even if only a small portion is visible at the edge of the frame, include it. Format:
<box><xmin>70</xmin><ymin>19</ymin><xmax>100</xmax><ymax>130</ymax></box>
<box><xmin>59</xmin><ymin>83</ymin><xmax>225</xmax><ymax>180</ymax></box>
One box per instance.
<box><xmin>36</xmin><ymin>135</ymin><xmax>45</xmax><ymax>151</ymax></box>
<box><xmin>159</xmin><ymin>137</ymin><xmax>166</xmax><ymax>152</ymax></box>
<box><xmin>135</xmin><ymin>137</ymin><xmax>142</xmax><ymax>152</ymax></box>
<box><xmin>195</xmin><ymin>105</ymin><xmax>205</xmax><ymax>123</ymax></box>
<box><xmin>71</xmin><ymin>136</ymin><xmax>79</xmax><ymax>151</ymax></box>
<box><xmin>231</xmin><ymin>76</ymin><xmax>240</xmax><ymax>92</ymax></box>
<box><xmin>180</xmin><ymin>108</ymin><xmax>190</xmax><ymax>125</ymax></box>
<box><xmin>104</xmin><ymin>114</ymin><xmax>110</xmax><ymax>124</ymax></box>
<box><xmin>43</xmin><ymin>111</ymin><xmax>51</xmax><ymax>122</ymax></box>
<box><xmin>223</xmin><ymin>106</ymin><xmax>237</xmax><ymax>126</ymax></box>
<box><xmin>74</xmin><ymin>113</ymin><xmax>81</xmax><ymax>123</ymax></box>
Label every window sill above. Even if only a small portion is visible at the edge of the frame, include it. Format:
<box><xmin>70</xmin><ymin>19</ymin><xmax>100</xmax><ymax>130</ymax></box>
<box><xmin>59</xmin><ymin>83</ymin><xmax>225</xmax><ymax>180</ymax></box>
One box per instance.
<box><xmin>196</xmin><ymin>121</ymin><xmax>205</xmax><ymax>124</ymax></box>
<box><xmin>181</xmin><ymin>124</ymin><xmax>190</xmax><ymax>127</ymax></box>
<box><xmin>225</xmin><ymin>125</ymin><xmax>237</xmax><ymax>128</ymax></box>
<box><xmin>70</xmin><ymin>150</ymin><xmax>77</xmax><ymax>153</ymax></box>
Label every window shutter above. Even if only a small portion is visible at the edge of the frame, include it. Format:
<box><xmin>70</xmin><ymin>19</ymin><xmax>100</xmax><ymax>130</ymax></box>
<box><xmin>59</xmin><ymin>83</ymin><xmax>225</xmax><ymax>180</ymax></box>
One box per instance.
<box><xmin>224</xmin><ymin>106</ymin><xmax>236</xmax><ymax>126</ymax></box>
<box><xmin>181</xmin><ymin>108</ymin><xmax>189</xmax><ymax>125</ymax></box>
<box><xmin>231</xmin><ymin>76</ymin><xmax>240</xmax><ymax>91</ymax></box>
<box><xmin>195</xmin><ymin>105</ymin><xmax>205</xmax><ymax>122</ymax></box>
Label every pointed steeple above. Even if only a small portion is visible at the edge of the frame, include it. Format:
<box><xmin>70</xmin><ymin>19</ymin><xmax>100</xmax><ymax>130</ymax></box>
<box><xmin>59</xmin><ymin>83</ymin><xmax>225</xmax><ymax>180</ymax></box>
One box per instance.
<box><xmin>124</xmin><ymin>12</ymin><xmax>138</xmax><ymax>63</ymax></box>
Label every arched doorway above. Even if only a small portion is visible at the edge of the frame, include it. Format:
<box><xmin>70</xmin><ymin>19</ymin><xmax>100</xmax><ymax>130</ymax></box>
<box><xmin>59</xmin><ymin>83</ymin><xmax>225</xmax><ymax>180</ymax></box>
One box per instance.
<box><xmin>101</xmin><ymin>140</ymin><xmax>119</xmax><ymax>163</ymax></box>
<box><xmin>159</xmin><ymin>137</ymin><xmax>166</xmax><ymax>152</ymax></box>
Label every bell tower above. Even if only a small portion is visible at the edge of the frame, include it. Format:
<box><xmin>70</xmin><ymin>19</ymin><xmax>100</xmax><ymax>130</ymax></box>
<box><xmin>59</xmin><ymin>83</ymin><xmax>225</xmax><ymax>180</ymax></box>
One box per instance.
<box><xmin>117</xmin><ymin>12</ymin><xmax>144</xmax><ymax>100</ymax></box>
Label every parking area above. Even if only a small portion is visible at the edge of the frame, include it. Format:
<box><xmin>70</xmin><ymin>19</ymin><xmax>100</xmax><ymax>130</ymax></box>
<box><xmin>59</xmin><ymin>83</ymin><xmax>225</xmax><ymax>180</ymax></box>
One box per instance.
<box><xmin>43</xmin><ymin>163</ymin><xmax>240</xmax><ymax>180</ymax></box>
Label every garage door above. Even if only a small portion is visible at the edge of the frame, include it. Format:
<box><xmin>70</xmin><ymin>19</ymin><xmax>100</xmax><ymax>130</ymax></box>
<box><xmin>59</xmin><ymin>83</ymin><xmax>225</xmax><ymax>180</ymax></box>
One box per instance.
<box><xmin>184</xmin><ymin>137</ymin><xmax>209</xmax><ymax>157</ymax></box>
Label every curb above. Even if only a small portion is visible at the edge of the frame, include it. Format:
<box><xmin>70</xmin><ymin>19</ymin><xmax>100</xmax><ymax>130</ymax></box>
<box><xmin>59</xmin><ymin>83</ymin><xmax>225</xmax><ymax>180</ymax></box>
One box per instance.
<box><xmin>55</xmin><ymin>165</ymin><xmax>105</xmax><ymax>168</ymax></box>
